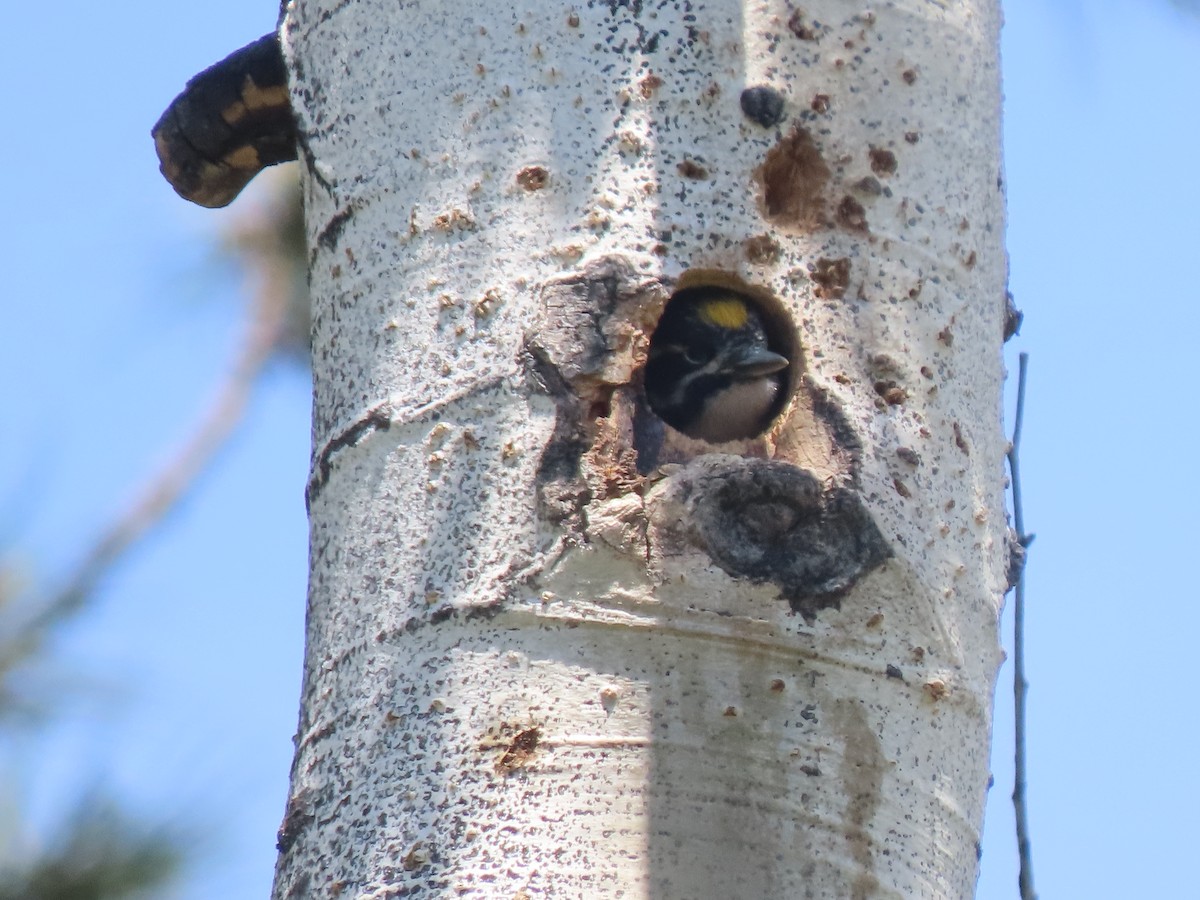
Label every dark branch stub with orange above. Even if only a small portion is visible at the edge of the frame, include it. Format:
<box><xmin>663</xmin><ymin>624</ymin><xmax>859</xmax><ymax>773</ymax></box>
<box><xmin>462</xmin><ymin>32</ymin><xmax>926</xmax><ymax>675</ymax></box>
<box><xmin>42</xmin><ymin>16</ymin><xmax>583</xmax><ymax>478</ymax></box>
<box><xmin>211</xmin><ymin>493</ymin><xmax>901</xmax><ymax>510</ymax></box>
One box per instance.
<box><xmin>152</xmin><ymin>32</ymin><xmax>297</xmax><ymax>208</ymax></box>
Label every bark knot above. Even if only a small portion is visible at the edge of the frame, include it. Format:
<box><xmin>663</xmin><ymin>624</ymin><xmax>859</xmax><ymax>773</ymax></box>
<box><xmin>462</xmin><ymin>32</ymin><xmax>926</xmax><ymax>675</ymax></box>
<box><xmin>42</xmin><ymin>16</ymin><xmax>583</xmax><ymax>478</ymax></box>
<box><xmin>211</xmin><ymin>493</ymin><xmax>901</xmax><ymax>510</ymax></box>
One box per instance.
<box><xmin>650</xmin><ymin>457</ymin><xmax>890</xmax><ymax>619</ymax></box>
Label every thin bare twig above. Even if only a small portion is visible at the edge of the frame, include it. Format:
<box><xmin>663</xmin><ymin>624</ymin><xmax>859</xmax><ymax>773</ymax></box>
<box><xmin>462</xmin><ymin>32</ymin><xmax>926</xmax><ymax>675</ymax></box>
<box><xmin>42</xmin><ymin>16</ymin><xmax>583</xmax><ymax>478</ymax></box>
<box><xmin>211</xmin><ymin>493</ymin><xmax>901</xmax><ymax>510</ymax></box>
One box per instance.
<box><xmin>29</xmin><ymin>287</ymin><xmax>286</xmax><ymax>634</ymax></box>
<box><xmin>1007</xmin><ymin>352</ymin><xmax>1037</xmax><ymax>900</ymax></box>
<box><xmin>6</xmin><ymin>178</ymin><xmax>302</xmax><ymax>658</ymax></box>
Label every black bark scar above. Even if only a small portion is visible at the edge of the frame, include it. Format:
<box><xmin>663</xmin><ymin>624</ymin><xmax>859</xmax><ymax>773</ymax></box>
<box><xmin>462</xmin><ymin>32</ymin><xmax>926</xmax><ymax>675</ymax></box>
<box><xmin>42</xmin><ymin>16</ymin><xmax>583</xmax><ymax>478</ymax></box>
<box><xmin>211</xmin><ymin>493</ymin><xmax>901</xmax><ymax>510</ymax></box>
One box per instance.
<box><xmin>306</xmin><ymin>404</ymin><xmax>393</xmax><ymax>511</ymax></box>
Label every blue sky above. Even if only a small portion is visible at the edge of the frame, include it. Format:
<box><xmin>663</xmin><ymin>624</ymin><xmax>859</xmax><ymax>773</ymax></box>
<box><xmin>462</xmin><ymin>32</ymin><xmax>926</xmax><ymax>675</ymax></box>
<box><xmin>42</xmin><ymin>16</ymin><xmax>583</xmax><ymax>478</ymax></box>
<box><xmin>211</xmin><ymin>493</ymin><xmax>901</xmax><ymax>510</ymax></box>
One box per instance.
<box><xmin>1</xmin><ymin>0</ymin><xmax>1196</xmax><ymax>896</ymax></box>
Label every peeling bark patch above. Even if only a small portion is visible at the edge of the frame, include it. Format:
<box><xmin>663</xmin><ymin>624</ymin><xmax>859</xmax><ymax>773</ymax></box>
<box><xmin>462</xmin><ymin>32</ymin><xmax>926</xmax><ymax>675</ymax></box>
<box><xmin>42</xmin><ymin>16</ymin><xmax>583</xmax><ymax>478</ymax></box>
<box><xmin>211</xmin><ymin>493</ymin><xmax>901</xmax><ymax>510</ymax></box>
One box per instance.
<box><xmin>493</xmin><ymin>725</ymin><xmax>541</xmax><ymax>774</ymax></box>
<box><xmin>868</xmin><ymin>146</ymin><xmax>897</xmax><ymax>176</ymax></box>
<box><xmin>525</xmin><ymin>257</ymin><xmax>664</xmax><ymax>529</ymax></box>
<box><xmin>810</xmin><ymin>257</ymin><xmax>851</xmax><ymax>299</ymax></box>
<box><xmin>757</xmin><ymin>127</ymin><xmax>830</xmax><ymax>231</ymax></box>
<box><xmin>740</xmin><ymin>85</ymin><xmax>786</xmax><ymax>128</ymax></box>
<box><xmin>524</xmin><ymin>257</ymin><xmax>644</xmax><ymax>396</ymax></box>
<box><xmin>654</xmin><ymin>458</ymin><xmax>890</xmax><ymax>618</ymax></box>
<box><xmin>431</xmin><ymin>208</ymin><xmax>476</xmax><ymax>232</ymax></box>
<box><xmin>516</xmin><ymin>165</ymin><xmax>549</xmax><ymax>190</ymax></box>
<box><xmin>639</xmin><ymin>73</ymin><xmax>664</xmax><ymax>98</ymax></box>
<box><xmin>832</xmin><ymin>701</ymin><xmax>885</xmax><ymax>900</ymax></box>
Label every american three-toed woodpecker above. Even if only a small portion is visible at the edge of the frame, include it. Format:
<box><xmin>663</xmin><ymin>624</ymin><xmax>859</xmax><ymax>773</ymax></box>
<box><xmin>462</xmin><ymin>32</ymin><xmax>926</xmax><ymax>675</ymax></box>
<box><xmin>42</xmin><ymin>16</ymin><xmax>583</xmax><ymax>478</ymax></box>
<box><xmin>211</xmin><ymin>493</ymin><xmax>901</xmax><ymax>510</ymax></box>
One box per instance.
<box><xmin>645</xmin><ymin>288</ymin><xmax>789</xmax><ymax>443</ymax></box>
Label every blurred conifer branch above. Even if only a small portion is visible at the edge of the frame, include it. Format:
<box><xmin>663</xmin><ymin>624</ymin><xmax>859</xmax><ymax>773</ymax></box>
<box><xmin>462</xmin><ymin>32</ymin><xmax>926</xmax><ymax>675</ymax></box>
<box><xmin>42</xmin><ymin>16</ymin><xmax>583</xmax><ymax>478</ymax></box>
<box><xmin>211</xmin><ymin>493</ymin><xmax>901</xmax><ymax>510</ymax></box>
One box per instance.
<box><xmin>0</xmin><ymin>795</ymin><xmax>187</xmax><ymax>900</ymax></box>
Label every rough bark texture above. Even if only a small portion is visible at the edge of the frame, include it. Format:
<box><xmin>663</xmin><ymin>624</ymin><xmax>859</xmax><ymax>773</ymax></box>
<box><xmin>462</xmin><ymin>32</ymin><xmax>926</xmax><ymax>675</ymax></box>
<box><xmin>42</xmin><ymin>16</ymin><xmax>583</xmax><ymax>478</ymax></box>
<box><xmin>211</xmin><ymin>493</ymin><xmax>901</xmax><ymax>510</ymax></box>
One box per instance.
<box><xmin>274</xmin><ymin>1</ymin><xmax>1007</xmax><ymax>897</ymax></box>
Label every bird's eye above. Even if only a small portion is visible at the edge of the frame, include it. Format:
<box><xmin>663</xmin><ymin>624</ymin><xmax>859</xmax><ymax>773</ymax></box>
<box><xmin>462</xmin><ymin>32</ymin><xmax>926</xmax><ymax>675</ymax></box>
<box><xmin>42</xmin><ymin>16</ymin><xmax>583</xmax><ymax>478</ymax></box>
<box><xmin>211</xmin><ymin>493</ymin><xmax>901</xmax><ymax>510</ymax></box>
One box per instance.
<box><xmin>683</xmin><ymin>344</ymin><xmax>713</xmax><ymax>365</ymax></box>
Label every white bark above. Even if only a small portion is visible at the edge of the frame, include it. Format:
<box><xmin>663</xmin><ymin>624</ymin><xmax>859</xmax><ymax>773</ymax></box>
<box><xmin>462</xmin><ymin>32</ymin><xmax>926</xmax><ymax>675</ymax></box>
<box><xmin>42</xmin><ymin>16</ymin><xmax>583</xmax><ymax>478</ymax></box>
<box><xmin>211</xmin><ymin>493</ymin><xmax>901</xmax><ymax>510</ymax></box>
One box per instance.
<box><xmin>275</xmin><ymin>1</ymin><xmax>1008</xmax><ymax>897</ymax></box>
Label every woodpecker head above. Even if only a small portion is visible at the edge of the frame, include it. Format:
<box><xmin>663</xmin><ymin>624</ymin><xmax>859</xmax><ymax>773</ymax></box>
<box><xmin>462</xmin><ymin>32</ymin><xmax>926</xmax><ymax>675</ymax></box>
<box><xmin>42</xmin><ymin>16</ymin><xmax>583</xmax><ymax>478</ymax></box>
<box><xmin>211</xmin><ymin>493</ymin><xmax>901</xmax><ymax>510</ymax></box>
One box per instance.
<box><xmin>645</xmin><ymin>288</ymin><xmax>789</xmax><ymax>443</ymax></box>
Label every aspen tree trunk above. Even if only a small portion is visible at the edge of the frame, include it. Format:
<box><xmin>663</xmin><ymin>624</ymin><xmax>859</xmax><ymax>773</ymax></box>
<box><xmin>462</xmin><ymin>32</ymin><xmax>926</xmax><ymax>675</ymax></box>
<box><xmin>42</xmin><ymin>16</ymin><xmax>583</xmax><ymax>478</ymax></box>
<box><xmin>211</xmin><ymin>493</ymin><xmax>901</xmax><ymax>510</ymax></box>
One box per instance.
<box><xmin>273</xmin><ymin>1</ymin><xmax>1008</xmax><ymax>897</ymax></box>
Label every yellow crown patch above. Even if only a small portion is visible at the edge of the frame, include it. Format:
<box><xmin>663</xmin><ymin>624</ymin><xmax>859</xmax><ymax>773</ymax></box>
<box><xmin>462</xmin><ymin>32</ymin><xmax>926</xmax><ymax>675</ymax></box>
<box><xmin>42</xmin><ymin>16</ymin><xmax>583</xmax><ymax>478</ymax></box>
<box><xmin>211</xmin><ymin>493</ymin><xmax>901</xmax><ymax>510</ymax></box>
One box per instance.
<box><xmin>696</xmin><ymin>296</ymin><xmax>750</xmax><ymax>330</ymax></box>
